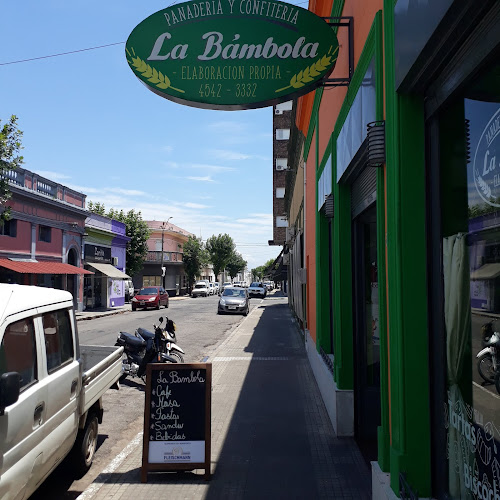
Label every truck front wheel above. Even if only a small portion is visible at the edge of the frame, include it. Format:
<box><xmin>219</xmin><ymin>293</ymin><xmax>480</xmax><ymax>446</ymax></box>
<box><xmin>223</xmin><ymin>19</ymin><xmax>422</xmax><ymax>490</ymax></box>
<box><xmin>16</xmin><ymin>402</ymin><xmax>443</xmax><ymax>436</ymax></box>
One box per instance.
<box><xmin>72</xmin><ymin>412</ymin><xmax>99</xmax><ymax>478</ymax></box>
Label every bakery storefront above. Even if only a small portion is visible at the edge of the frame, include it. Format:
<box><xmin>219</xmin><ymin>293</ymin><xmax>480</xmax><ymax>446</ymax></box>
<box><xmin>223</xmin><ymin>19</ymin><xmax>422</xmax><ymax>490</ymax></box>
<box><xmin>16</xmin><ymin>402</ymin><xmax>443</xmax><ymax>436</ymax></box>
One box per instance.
<box><xmin>395</xmin><ymin>1</ymin><xmax>500</xmax><ymax>497</ymax></box>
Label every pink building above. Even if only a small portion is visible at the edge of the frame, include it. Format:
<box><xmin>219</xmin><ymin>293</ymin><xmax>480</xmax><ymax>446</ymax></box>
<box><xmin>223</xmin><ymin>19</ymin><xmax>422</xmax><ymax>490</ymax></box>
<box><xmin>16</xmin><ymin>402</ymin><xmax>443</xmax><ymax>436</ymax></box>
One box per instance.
<box><xmin>0</xmin><ymin>167</ymin><xmax>92</xmax><ymax>310</ymax></box>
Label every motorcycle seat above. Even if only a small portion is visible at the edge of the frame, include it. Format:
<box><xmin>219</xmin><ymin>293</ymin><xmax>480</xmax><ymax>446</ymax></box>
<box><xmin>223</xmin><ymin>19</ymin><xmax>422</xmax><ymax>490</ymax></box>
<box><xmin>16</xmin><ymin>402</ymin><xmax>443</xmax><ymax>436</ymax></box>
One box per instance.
<box><xmin>137</xmin><ymin>327</ymin><xmax>155</xmax><ymax>340</ymax></box>
<box><xmin>119</xmin><ymin>331</ymin><xmax>146</xmax><ymax>348</ymax></box>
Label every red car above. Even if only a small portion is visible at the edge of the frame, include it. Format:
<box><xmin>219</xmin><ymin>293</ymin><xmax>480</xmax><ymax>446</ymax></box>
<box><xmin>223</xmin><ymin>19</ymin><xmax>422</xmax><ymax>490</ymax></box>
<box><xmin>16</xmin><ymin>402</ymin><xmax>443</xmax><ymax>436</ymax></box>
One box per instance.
<box><xmin>131</xmin><ymin>286</ymin><xmax>169</xmax><ymax>311</ymax></box>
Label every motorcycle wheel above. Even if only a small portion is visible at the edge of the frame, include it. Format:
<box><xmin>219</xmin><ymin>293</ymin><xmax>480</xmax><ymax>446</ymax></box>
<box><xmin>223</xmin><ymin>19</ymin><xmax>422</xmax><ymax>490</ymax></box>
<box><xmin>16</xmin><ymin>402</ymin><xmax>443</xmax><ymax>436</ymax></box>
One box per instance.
<box><xmin>477</xmin><ymin>353</ymin><xmax>495</xmax><ymax>383</ymax></box>
<box><xmin>169</xmin><ymin>351</ymin><xmax>184</xmax><ymax>363</ymax></box>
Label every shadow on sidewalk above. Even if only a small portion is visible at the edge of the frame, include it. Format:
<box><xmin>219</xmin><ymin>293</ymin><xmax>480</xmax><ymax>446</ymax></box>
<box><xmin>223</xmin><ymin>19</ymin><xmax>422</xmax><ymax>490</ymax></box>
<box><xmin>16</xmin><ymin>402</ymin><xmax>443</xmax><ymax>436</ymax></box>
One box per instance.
<box><xmin>201</xmin><ymin>301</ymin><xmax>371</xmax><ymax>499</ymax></box>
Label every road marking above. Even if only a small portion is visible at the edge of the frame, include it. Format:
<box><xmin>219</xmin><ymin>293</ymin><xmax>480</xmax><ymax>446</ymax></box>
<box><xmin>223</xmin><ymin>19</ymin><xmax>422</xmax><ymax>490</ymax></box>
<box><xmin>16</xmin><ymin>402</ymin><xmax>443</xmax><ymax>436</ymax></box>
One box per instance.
<box><xmin>473</xmin><ymin>381</ymin><xmax>500</xmax><ymax>401</ymax></box>
<box><xmin>76</xmin><ymin>431</ymin><xmax>143</xmax><ymax>500</ymax></box>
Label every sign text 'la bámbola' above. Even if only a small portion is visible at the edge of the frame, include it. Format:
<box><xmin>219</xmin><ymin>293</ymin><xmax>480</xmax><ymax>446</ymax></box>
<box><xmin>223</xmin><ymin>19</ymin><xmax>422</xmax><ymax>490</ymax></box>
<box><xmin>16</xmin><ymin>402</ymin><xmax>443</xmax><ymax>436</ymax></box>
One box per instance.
<box><xmin>126</xmin><ymin>0</ymin><xmax>339</xmax><ymax>110</ymax></box>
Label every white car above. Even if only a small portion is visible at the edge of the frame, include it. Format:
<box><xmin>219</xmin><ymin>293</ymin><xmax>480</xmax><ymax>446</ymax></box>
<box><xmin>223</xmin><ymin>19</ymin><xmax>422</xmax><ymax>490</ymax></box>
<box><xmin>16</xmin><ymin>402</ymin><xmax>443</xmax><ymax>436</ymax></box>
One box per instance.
<box><xmin>248</xmin><ymin>282</ymin><xmax>267</xmax><ymax>298</ymax></box>
<box><xmin>208</xmin><ymin>283</ymin><xmax>215</xmax><ymax>295</ymax></box>
<box><xmin>192</xmin><ymin>281</ymin><xmax>209</xmax><ymax>297</ymax></box>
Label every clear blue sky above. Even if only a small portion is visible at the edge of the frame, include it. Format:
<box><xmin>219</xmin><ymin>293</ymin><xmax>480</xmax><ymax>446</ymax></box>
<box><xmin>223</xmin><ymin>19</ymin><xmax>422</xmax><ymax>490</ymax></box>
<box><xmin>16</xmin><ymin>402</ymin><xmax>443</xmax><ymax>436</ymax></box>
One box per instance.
<box><xmin>0</xmin><ymin>0</ymin><xmax>304</xmax><ymax>270</ymax></box>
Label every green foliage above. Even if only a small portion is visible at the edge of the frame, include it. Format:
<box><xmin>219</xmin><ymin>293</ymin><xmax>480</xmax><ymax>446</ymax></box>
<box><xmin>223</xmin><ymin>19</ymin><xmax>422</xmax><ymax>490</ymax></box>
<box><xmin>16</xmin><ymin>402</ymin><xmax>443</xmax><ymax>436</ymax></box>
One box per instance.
<box><xmin>87</xmin><ymin>202</ymin><xmax>150</xmax><ymax>277</ymax></box>
<box><xmin>0</xmin><ymin>115</ymin><xmax>24</xmax><ymax>224</ymax></box>
<box><xmin>87</xmin><ymin>200</ymin><xmax>106</xmax><ymax>216</ymax></box>
<box><xmin>226</xmin><ymin>252</ymin><xmax>247</xmax><ymax>279</ymax></box>
<box><xmin>252</xmin><ymin>258</ymin><xmax>277</xmax><ymax>280</ymax></box>
<box><xmin>205</xmin><ymin>233</ymin><xmax>235</xmax><ymax>279</ymax></box>
<box><xmin>183</xmin><ymin>236</ymin><xmax>209</xmax><ymax>288</ymax></box>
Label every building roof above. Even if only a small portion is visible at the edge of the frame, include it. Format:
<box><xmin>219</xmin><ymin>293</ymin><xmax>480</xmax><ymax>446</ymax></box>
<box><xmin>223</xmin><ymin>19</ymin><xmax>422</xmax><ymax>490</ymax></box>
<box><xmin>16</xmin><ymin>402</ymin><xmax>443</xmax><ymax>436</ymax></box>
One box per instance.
<box><xmin>146</xmin><ymin>220</ymin><xmax>195</xmax><ymax>238</ymax></box>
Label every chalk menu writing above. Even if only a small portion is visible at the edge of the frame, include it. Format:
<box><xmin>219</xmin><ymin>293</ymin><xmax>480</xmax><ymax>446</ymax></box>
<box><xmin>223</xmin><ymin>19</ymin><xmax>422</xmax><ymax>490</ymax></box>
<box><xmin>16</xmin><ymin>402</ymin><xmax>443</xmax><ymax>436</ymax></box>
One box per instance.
<box><xmin>149</xmin><ymin>368</ymin><xmax>205</xmax><ymax>442</ymax></box>
<box><xmin>141</xmin><ymin>363</ymin><xmax>212</xmax><ymax>482</ymax></box>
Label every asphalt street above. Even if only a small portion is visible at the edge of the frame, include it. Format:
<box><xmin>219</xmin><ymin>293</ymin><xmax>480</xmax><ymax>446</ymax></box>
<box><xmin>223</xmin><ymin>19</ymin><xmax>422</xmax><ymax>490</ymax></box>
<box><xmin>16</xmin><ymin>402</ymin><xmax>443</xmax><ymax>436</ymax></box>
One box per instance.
<box><xmin>30</xmin><ymin>293</ymin><xmax>264</xmax><ymax>499</ymax></box>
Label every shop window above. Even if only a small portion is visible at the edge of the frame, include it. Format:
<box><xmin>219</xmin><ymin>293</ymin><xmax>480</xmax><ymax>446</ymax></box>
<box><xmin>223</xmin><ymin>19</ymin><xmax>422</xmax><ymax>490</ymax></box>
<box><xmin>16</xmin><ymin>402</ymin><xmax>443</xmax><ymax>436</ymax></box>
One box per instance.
<box><xmin>0</xmin><ymin>318</ymin><xmax>37</xmax><ymax>391</ymax></box>
<box><xmin>143</xmin><ymin>275</ymin><xmax>161</xmax><ymax>287</ymax></box>
<box><xmin>42</xmin><ymin>310</ymin><xmax>74</xmax><ymax>373</ymax></box>
<box><xmin>435</xmin><ymin>62</ymin><xmax>500</xmax><ymax>499</ymax></box>
<box><xmin>39</xmin><ymin>225</ymin><xmax>51</xmax><ymax>243</ymax></box>
<box><xmin>0</xmin><ymin>219</ymin><xmax>17</xmax><ymax>237</ymax></box>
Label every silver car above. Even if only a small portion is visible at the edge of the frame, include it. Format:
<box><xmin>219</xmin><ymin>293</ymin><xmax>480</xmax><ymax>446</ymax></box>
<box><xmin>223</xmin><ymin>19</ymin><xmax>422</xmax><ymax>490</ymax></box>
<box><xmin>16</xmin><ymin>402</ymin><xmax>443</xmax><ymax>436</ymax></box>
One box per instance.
<box><xmin>217</xmin><ymin>287</ymin><xmax>249</xmax><ymax>315</ymax></box>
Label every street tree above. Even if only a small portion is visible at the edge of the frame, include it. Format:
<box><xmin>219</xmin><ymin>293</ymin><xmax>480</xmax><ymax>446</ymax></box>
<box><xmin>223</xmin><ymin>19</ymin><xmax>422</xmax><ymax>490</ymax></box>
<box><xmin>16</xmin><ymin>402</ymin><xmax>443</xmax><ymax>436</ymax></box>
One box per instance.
<box><xmin>87</xmin><ymin>201</ymin><xmax>106</xmax><ymax>215</ymax></box>
<box><xmin>88</xmin><ymin>203</ymin><xmax>151</xmax><ymax>277</ymax></box>
<box><xmin>205</xmin><ymin>233</ymin><xmax>235</xmax><ymax>281</ymax></box>
<box><xmin>226</xmin><ymin>252</ymin><xmax>247</xmax><ymax>280</ymax></box>
<box><xmin>183</xmin><ymin>235</ymin><xmax>209</xmax><ymax>289</ymax></box>
<box><xmin>0</xmin><ymin>116</ymin><xmax>24</xmax><ymax>224</ymax></box>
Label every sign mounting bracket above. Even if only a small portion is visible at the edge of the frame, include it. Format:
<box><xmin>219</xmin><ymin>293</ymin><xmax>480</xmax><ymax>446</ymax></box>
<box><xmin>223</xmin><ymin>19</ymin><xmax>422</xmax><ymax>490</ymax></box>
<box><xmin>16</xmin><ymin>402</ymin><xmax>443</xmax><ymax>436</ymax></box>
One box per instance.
<box><xmin>321</xmin><ymin>17</ymin><xmax>354</xmax><ymax>88</ymax></box>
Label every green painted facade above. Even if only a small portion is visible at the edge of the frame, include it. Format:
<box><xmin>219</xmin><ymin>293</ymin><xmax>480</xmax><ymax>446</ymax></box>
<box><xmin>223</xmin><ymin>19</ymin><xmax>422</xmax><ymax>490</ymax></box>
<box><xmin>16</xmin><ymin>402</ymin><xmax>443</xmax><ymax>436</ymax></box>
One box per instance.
<box><xmin>302</xmin><ymin>2</ymin><xmax>432</xmax><ymax>497</ymax></box>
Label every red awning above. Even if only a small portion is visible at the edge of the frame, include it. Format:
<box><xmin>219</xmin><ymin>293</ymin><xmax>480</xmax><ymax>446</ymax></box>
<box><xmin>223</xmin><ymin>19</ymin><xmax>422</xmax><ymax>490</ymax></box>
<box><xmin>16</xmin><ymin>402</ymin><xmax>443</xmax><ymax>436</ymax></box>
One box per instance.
<box><xmin>0</xmin><ymin>259</ymin><xmax>93</xmax><ymax>275</ymax></box>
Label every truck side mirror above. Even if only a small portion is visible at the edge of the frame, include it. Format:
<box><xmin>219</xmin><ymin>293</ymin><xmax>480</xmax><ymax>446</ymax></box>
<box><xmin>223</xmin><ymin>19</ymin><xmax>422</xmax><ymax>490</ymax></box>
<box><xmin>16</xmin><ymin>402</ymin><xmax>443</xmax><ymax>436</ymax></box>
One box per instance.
<box><xmin>0</xmin><ymin>372</ymin><xmax>21</xmax><ymax>415</ymax></box>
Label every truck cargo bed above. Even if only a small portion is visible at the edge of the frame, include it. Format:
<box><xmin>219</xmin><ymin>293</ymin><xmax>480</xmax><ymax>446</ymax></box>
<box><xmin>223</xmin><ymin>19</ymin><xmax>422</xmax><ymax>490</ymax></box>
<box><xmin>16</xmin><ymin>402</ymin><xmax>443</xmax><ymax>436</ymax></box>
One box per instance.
<box><xmin>80</xmin><ymin>345</ymin><xmax>123</xmax><ymax>414</ymax></box>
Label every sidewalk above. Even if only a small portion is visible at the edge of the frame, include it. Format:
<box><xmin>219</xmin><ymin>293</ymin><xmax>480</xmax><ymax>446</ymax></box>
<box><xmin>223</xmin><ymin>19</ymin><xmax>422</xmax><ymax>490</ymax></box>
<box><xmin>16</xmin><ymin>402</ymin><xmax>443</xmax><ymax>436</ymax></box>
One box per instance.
<box><xmin>78</xmin><ymin>296</ymin><xmax>371</xmax><ymax>499</ymax></box>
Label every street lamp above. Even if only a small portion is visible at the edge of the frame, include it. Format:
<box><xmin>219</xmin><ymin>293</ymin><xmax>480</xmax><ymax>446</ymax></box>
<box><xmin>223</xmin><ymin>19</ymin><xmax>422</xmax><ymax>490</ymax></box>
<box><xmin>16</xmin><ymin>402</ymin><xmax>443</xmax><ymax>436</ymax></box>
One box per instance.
<box><xmin>160</xmin><ymin>217</ymin><xmax>173</xmax><ymax>289</ymax></box>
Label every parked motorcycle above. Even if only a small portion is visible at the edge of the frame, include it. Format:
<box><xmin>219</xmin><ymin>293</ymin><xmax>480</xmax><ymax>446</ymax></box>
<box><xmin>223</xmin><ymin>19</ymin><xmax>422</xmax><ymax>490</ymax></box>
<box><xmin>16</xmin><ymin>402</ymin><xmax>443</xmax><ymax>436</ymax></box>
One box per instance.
<box><xmin>477</xmin><ymin>321</ymin><xmax>500</xmax><ymax>384</ymax></box>
<box><xmin>115</xmin><ymin>318</ymin><xmax>177</xmax><ymax>381</ymax></box>
<box><xmin>136</xmin><ymin>317</ymin><xmax>185</xmax><ymax>363</ymax></box>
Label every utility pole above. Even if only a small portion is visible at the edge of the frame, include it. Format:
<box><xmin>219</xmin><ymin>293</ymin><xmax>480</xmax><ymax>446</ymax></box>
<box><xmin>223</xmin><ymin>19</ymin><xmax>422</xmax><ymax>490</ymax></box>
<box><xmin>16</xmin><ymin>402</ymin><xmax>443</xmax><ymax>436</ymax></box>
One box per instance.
<box><xmin>160</xmin><ymin>217</ymin><xmax>173</xmax><ymax>289</ymax></box>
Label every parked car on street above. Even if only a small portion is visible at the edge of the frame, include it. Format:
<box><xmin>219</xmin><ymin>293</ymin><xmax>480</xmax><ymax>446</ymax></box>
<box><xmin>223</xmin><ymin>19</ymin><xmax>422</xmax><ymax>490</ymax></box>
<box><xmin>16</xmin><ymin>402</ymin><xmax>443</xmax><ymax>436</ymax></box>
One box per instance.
<box><xmin>131</xmin><ymin>286</ymin><xmax>169</xmax><ymax>310</ymax></box>
<box><xmin>217</xmin><ymin>286</ymin><xmax>250</xmax><ymax>315</ymax></box>
<box><xmin>208</xmin><ymin>283</ymin><xmax>216</xmax><ymax>295</ymax></box>
<box><xmin>263</xmin><ymin>281</ymin><xmax>273</xmax><ymax>291</ymax></box>
<box><xmin>214</xmin><ymin>282</ymin><xmax>220</xmax><ymax>294</ymax></box>
<box><xmin>0</xmin><ymin>284</ymin><xmax>123</xmax><ymax>500</ymax></box>
<box><xmin>192</xmin><ymin>281</ymin><xmax>209</xmax><ymax>298</ymax></box>
<box><xmin>221</xmin><ymin>282</ymin><xmax>232</xmax><ymax>293</ymax></box>
<box><xmin>248</xmin><ymin>282</ymin><xmax>267</xmax><ymax>298</ymax></box>
<box><xmin>124</xmin><ymin>279</ymin><xmax>135</xmax><ymax>302</ymax></box>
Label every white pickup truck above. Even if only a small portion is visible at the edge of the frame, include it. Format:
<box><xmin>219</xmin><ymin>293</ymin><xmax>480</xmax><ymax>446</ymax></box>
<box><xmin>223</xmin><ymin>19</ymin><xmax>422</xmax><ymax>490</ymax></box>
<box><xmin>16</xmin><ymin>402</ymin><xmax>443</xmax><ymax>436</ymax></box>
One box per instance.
<box><xmin>0</xmin><ymin>284</ymin><xmax>123</xmax><ymax>500</ymax></box>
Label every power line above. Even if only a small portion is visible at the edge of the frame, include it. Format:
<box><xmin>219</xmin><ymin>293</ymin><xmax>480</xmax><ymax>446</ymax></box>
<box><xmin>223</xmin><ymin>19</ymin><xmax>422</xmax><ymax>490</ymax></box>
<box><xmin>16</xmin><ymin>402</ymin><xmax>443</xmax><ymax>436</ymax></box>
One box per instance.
<box><xmin>0</xmin><ymin>41</ymin><xmax>125</xmax><ymax>66</ymax></box>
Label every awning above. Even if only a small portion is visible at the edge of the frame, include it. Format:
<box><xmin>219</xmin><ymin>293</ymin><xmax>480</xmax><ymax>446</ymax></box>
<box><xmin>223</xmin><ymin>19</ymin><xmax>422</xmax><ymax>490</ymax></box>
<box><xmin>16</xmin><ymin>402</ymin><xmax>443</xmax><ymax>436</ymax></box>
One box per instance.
<box><xmin>470</xmin><ymin>263</ymin><xmax>500</xmax><ymax>280</ymax></box>
<box><xmin>0</xmin><ymin>258</ymin><xmax>93</xmax><ymax>275</ymax></box>
<box><xmin>87</xmin><ymin>262</ymin><xmax>130</xmax><ymax>279</ymax></box>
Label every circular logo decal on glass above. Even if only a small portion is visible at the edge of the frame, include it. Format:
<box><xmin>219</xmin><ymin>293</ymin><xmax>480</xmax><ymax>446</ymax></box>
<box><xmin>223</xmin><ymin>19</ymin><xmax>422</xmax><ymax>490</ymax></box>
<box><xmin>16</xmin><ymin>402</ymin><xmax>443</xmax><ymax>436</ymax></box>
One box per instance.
<box><xmin>474</xmin><ymin>108</ymin><xmax>500</xmax><ymax>207</ymax></box>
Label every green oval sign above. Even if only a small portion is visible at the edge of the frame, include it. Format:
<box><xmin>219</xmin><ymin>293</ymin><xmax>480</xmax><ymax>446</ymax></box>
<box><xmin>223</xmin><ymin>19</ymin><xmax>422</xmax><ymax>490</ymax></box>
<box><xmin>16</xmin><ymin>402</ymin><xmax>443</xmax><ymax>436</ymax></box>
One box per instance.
<box><xmin>126</xmin><ymin>0</ymin><xmax>339</xmax><ymax>110</ymax></box>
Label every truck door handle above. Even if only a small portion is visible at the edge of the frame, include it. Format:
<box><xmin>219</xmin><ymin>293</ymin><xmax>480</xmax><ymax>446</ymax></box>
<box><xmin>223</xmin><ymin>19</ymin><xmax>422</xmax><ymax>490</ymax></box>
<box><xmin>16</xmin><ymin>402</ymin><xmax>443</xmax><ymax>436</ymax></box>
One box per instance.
<box><xmin>71</xmin><ymin>379</ymin><xmax>78</xmax><ymax>396</ymax></box>
<box><xmin>34</xmin><ymin>403</ymin><xmax>44</xmax><ymax>424</ymax></box>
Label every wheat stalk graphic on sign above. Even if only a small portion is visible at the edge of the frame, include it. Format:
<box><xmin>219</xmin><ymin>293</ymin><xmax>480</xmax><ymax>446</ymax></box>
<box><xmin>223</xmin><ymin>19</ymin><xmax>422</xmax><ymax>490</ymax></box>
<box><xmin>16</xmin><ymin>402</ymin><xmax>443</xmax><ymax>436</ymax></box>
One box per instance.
<box><xmin>275</xmin><ymin>46</ymin><xmax>339</xmax><ymax>93</ymax></box>
<box><xmin>126</xmin><ymin>48</ymin><xmax>184</xmax><ymax>94</ymax></box>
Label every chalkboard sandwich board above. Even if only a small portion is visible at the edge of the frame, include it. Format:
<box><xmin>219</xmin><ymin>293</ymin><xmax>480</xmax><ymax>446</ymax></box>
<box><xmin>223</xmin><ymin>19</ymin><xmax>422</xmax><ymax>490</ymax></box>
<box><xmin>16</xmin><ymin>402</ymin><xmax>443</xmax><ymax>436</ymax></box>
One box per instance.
<box><xmin>141</xmin><ymin>363</ymin><xmax>212</xmax><ymax>482</ymax></box>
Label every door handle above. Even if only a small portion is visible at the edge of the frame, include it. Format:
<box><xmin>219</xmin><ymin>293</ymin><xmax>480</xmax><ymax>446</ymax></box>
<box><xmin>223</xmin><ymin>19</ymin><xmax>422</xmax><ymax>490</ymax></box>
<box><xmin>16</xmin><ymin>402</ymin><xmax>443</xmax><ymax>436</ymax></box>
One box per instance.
<box><xmin>71</xmin><ymin>379</ymin><xmax>78</xmax><ymax>396</ymax></box>
<box><xmin>34</xmin><ymin>403</ymin><xmax>44</xmax><ymax>424</ymax></box>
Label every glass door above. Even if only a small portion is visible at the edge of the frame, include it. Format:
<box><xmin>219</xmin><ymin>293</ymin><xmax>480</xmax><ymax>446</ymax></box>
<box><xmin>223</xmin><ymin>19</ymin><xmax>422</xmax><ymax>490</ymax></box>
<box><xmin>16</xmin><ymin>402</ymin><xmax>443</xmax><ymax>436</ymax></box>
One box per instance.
<box><xmin>353</xmin><ymin>203</ymin><xmax>380</xmax><ymax>458</ymax></box>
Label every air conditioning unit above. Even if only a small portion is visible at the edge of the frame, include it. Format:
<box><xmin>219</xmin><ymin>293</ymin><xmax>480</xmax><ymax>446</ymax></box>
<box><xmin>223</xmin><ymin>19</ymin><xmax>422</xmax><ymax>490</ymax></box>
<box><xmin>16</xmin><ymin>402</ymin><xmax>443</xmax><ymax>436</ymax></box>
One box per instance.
<box><xmin>275</xmin><ymin>109</ymin><xmax>283</xmax><ymax>115</ymax></box>
<box><xmin>276</xmin><ymin>164</ymin><xmax>288</xmax><ymax>171</ymax></box>
<box><xmin>111</xmin><ymin>256</ymin><xmax>119</xmax><ymax>266</ymax></box>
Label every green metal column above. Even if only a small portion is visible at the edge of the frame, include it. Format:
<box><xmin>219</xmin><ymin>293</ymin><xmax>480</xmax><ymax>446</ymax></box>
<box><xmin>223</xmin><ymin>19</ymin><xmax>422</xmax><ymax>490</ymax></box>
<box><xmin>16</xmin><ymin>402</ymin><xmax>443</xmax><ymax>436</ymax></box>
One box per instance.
<box><xmin>384</xmin><ymin>1</ymin><xmax>431</xmax><ymax>495</ymax></box>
